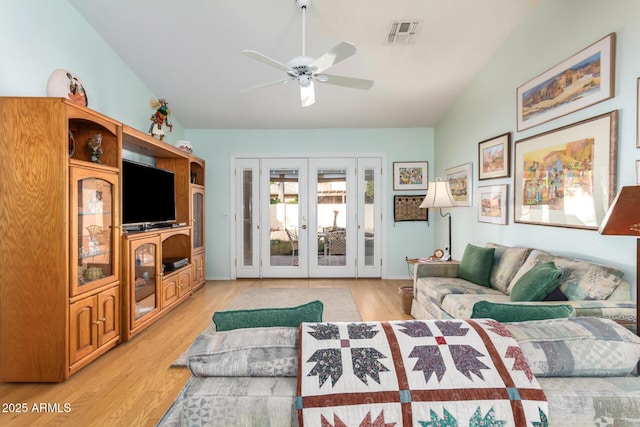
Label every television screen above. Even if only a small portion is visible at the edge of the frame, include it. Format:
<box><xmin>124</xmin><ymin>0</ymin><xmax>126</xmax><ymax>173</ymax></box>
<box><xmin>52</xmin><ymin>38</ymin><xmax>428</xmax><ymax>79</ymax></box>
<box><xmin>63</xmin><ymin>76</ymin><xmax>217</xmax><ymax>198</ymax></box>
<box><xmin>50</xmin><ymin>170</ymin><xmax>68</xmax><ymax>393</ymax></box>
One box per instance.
<box><xmin>122</xmin><ymin>160</ymin><xmax>176</xmax><ymax>225</ymax></box>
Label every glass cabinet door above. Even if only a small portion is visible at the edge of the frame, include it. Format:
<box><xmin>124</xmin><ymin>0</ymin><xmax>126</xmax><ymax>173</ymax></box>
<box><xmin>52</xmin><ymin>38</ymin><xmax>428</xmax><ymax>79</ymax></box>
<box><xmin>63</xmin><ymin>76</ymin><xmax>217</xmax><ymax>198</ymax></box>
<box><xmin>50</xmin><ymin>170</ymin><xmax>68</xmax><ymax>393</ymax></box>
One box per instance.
<box><xmin>191</xmin><ymin>187</ymin><xmax>205</xmax><ymax>251</ymax></box>
<box><xmin>70</xmin><ymin>166</ymin><xmax>119</xmax><ymax>296</ymax></box>
<box><xmin>132</xmin><ymin>240</ymin><xmax>159</xmax><ymax>322</ymax></box>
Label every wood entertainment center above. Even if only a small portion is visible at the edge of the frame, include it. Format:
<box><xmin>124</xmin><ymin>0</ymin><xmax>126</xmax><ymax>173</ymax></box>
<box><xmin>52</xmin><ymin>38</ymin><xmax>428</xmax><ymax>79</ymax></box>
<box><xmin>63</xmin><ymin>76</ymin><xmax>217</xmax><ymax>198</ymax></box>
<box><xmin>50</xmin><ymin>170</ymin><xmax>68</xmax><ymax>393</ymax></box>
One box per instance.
<box><xmin>0</xmin><ymin>97</ymin><xmax>206</xmax><ymax>382</ymax></box>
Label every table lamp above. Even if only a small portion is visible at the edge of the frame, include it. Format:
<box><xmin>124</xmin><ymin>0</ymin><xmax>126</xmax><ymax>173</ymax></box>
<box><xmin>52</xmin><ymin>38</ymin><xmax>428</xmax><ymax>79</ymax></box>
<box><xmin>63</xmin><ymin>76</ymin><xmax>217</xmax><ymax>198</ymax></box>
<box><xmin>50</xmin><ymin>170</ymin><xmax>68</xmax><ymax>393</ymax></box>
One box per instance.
<box><xmin>598</xmin><ymin>185</ymin><xmax>640</xmax><ymax>334</ymax></box>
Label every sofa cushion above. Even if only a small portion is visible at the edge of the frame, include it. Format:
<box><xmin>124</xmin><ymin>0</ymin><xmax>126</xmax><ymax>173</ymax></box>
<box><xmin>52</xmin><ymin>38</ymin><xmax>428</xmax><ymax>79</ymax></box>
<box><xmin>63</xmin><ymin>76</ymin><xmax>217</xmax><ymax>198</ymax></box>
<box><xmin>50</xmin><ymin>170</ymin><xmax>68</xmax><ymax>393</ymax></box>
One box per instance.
<box><xmin>441</xmin><ymin>293</ymin><xmax>511</xmax><ymax>318</ymax></box>
<box><xmin>510</xmin><ymin>261</ymin><xmax>562</xmax><ymax>302</ymax></box>
<box><xmin>507</xmin><ymin>250</ymin><xmax>624</xmax><ymax>301</ymax></box>
<box><xmin>486</xmin><ymin>243</ymin><xmax>532</xmax><ymax>292</ymax></box>
<box><xmin>504</xmin><ymin>317</ymin><xmax>640</xmax><ymax>377</ymax></box>
<box><xmin>543</xmin><ymin>287</ymin><xmax>568</xmax><ymax>301</ymax></box>
<box><xmin>457</xmin><ymin>244</ymin><xmax>495</xmax><ymax>287</ymax></box>
<box><xmin>416</xmin><ymin>276</ymin><xmax>504</xmax><ymax>307</ymax></box>
<box><xmin>187</xmin><ymin>327</ymin><xmax>298</xmax><ymax>377</ymax></box>
<box><xmin>212</xmin><ymin>300</ymin><xmax>323</xmax><ymax>331</ymax></box>
<box><xmin>553</xmin><ymin>256</ymin><xmax>624</xmax><ymax>301</ymax></box>
<box><xmin>470</xmin><ymin>300</ymin><xmax>574</xmax><ymax>322</ymax></box>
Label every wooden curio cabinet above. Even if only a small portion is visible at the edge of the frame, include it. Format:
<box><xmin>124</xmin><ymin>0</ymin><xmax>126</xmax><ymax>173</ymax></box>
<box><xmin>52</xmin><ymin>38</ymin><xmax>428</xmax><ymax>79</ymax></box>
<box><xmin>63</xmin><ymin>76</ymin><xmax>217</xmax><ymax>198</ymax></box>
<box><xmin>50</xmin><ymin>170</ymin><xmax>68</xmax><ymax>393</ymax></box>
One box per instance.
<box><xmin>0</xmin><ymin>97</ymin><xmax>121</xmax><ymax>382</ymax></box>
<box><xmin>0</xmin><ymin>97</ymin><xmax>205</xmax><ymax>382</ymax></box>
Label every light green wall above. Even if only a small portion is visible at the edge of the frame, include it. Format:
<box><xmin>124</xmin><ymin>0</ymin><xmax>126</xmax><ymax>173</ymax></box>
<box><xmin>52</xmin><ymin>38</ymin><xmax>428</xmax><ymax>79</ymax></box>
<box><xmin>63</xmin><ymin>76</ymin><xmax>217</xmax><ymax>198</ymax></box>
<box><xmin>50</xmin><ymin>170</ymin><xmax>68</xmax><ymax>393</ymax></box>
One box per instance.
<box><xmin>186</xmin><ymin>128</ymin><xmax>435</xmax><ymax>279</ymax></box>
<box><xmin>9</xmin><ymin>1</ymin><xmax>636</xmax><ymax>286</ymax></box>
<box><xmin>0</xmin><ymin>0</ymin><xmax>185</xmax><ymax>140</ymax></box>
<box><xmin>435</xmin><ymin>0</ymin><xmax>640</xmax><ymax>297</ymax></box>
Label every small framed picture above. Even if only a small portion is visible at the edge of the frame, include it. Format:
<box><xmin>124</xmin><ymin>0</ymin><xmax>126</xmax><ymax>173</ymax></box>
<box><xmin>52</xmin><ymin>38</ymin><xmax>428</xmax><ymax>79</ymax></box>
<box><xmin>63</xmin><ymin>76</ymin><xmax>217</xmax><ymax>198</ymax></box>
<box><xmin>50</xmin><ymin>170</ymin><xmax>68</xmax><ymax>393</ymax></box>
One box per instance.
<box><xmin>445</xmin><ymin>163</ymin><xmax>473</xmax><ymax>207</ymax></box>
<box><xmin>393</xmin><ymin>161</ymin><xmax>428</xmax><ymax>191</ymax></box>
<box><xmin>478</xmin><ymin>133</ymin><xmax>510</xmax><ymax>180</ymax></box>
<box><xmin>478</xmin><ymin>184</ymin><xmax>508</xmax><ymax>225</ymax></box>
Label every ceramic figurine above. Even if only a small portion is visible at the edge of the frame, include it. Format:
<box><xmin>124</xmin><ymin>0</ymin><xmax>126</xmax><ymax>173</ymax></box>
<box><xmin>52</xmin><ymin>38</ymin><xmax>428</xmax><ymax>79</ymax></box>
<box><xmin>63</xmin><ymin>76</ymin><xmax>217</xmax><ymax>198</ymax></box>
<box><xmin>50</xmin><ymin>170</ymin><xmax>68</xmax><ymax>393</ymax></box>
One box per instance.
<box><xmin>88</xmin><ymin>133</ymin><xmax>103</xmax><ymax>163</ymax></box>
<box><xmin>149</xmin><ymin>98</ymin><xmax>173</xmax><ymax>141</ymax></box>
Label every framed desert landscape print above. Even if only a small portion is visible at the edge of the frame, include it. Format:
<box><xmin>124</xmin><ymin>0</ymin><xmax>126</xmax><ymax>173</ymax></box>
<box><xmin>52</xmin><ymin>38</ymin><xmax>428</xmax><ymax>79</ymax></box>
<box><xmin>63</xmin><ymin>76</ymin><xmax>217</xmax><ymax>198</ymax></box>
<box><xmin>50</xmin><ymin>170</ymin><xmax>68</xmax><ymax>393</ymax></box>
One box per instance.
<box><xmin>478</xmin><ymin>132</ymin><xmax>511</xmax><ymax>180</ymax></box>
<box><xmin>478</xmin><ymin>184</ymin><xmax>508</xmax><ymax>225</ymax></box>
<box><xmin>445</xmin><ymin>163</ymin><xmax>472</xmax><ymax>207</ymax></box>
<box><xmin>514</xmin><ymin>110</ymin><xmax>618</xmax><ymax>229</ymax></box>
<box><xmin>516</xmin><ymin>33</ymin><xmax>615</xmax><ymax>131</ymax></box>
<box><xmin>393</xmin><ymin>161</ymin><xmax>428</xmax><ymax>191</ymax></box>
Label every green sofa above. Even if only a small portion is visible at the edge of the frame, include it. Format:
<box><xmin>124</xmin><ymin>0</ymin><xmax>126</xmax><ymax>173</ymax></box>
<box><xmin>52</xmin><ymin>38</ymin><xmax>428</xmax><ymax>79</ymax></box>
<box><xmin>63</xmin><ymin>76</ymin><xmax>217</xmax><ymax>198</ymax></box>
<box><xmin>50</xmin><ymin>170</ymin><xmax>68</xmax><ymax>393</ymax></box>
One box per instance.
<box><xmin>411</xmin><ymin>242</ymin><xmax>636</xmax><ymax>330</ymax></box>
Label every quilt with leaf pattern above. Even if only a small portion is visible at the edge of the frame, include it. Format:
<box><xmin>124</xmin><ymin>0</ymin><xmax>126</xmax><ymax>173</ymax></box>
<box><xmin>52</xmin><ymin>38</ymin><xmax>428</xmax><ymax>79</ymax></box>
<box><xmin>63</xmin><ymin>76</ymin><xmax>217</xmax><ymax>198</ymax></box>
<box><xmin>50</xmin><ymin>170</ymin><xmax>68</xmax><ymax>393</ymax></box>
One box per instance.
<box><xmin>296</xmin><ymin>319</ymin><xmax>548</xmax><ymax>426</ymax></box>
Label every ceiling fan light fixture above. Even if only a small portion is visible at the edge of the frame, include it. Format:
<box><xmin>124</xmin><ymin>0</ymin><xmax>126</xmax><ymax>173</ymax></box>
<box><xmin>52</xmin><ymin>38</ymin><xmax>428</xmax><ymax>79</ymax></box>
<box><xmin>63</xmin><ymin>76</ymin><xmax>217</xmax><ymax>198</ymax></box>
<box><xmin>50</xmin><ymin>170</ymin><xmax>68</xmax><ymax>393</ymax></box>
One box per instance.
<box><xmin>298</xmin><ymin>74</ymin><xmax>312</xmax><ymax>87</ymax></box>
<box><xmin>240</xmin><ymin>0</ymin><xmax>374</xmax><ymax>106</ymax></box>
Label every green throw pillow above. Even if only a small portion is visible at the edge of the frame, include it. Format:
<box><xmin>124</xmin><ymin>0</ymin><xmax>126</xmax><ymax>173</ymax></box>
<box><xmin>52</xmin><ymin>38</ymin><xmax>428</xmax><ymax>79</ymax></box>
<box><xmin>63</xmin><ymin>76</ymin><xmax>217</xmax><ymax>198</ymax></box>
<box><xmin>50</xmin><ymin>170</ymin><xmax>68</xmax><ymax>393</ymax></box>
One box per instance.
<box><xmin>470</xmin><ymin>301</ymin><xmax>574</xmax><ymax>322</ymax></box>
<box><xmin>212</xmin><ymin>300</ymin><xmax>323</xmax><ymax>331</ymax></box>
<box><xmin>510</xmin><ymin>261</ymin><xmax>562</xmax><ymax>302</ymax></box>
<box><xmin>458</xmin><ymin>244</ymin><xmax>495</xmax><ymax>287</ymax></box>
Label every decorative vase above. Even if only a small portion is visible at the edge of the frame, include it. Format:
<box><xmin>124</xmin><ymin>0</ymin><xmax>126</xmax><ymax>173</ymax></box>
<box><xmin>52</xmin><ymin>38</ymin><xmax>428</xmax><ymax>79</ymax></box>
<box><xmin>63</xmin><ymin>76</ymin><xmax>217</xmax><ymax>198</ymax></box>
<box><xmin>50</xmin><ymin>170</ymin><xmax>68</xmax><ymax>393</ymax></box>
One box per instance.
<box><xmin>175</xmin><ymin>140</ymin><xmax>193</xmax><ymax>154</ymax></box>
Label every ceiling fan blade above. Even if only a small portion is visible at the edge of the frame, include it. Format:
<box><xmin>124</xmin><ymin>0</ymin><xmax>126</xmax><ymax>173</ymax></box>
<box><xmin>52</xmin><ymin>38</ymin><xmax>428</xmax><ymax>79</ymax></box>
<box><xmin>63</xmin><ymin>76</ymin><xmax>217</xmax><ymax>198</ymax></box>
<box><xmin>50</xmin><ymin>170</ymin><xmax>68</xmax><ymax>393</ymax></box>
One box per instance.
<box><xmin>317</xmin><ymin>74</ymin><xmax>374</xmax><ymax>90</ymax></box>
<box><xmin>241</xmin><ymin>50</ymin><xmax>291</xmax><ymax>72</ymax></box>
<box><xmin>308</xmin><ymin>41</ymin><xmax>357</xmax><ymax>74</ymax></box>
<box><xmin>240</xmin><ymin>78</ymin><xmax>290</xmax><ymax>93</ymax></box>
<box><xmin>300</xmin><ymin>80</ymin><xmax>315</xmax><ymax>107</ymax></box>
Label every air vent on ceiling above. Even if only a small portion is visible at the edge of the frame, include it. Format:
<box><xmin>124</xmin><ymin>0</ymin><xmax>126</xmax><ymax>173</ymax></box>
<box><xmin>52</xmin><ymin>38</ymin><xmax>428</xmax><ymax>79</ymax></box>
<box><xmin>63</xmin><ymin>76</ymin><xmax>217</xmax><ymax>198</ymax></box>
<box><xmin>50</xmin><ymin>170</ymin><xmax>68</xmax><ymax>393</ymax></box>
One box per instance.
<box><xmin>387</xmin><ymin>20</ymin><xmax>421</xmax><ymax>44</ymax></box>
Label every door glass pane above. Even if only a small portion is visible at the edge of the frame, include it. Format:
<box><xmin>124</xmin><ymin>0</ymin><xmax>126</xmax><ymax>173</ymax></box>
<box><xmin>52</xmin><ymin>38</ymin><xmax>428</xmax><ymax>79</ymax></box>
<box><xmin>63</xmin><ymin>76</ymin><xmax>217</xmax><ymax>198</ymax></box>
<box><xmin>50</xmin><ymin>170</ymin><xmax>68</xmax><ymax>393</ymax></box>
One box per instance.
<box><xmin>269</xmin><ymin>168</ymin><xmax>299</xmax><ymax>267</ymax></box>
<box><xmin>192</xmin><ymin>192</ymin><xmax>204</xmax><ymax>248</ymax></box>
<box><xmin>134</xmin><ymin>243</ymin><xmax>156</xmax><ymax>320</ymax></box>
<box><xmin>316</xmin><ymin>168</ymin><xmax>347</xmax><ymax>266</ymax></box>
<box><xmin>363</xmin><ymin>168</ymin><xmax>375</xmax><ymax>266</ymax></box>
<box><xmin>242</xmin><ymin>169</ymin><xmax>253</xmax><ymax>266</ymax></box>
<box><xmin>77</xmin><ymin>177</ymin><xmax>113</xmax><ymax>288</ymax></box>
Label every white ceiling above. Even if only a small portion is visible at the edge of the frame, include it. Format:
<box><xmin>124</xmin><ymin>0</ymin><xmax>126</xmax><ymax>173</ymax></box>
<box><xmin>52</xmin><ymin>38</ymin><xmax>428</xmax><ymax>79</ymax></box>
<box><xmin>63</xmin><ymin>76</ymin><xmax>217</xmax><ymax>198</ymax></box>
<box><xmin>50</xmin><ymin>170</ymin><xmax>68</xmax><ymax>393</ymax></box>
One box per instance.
<box><xmin>68</xmin><ymin>0</ymin><xmax>536</xmax><ymax>129</ymax></box>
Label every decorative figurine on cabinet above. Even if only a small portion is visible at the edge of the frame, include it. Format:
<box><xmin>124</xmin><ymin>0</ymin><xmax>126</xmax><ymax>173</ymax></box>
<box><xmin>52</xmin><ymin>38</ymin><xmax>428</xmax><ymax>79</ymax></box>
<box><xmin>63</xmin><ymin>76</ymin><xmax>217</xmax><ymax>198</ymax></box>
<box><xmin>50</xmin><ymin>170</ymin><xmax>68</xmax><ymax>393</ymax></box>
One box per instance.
<box><xmin>87</xmin><ymin>133</ymin><xmax>103</xmax><ymax>163</ymax></box>
<box><xmin>149</xmin><ymin>98</ymin><xmax>173</xmax><ymax>141</ymax></box>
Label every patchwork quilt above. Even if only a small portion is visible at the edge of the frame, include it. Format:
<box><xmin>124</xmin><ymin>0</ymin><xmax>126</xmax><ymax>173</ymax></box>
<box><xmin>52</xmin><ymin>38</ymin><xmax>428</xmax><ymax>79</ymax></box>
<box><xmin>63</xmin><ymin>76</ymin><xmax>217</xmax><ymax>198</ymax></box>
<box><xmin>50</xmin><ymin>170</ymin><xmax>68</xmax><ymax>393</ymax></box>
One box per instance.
<box><xmin>296</xmin><ymin>319</ymin><xmax>548</xmax><ymax>427</ymax></box>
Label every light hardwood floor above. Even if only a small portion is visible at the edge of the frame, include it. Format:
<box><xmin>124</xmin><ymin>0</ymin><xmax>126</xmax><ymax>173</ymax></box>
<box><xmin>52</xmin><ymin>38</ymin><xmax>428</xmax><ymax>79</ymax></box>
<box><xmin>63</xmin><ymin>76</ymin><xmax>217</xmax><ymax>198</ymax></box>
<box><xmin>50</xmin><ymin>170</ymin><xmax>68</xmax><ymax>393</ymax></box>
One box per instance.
<box><xmin>0</xmin><ymin>278</ymin><xmax>412</xmax><ymax>426</ymax></box>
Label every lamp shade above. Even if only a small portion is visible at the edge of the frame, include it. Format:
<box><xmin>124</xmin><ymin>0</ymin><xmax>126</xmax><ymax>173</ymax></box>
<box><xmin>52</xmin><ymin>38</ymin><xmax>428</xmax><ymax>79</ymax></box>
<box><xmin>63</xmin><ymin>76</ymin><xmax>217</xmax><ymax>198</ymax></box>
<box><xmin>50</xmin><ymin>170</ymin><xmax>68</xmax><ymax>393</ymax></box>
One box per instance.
<box><xmin>598</xmin><ymin>186</ymin><xmax>640</xmax><ymax>236</ymax></box>
<box><xmin>420</xmin><ymin>179</ymin><xmax>455</xmax><ymax>208</ymax></box>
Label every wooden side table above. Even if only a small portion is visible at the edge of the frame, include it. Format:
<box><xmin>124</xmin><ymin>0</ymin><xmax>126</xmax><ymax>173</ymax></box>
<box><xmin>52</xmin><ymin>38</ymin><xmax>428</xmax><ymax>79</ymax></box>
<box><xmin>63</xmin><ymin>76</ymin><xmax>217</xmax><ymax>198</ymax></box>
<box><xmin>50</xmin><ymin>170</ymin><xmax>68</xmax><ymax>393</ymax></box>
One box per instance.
<box><xmin>407</xmin><ymin>258</ymin><xmax>460</xmax><ymax>287</ymax></box>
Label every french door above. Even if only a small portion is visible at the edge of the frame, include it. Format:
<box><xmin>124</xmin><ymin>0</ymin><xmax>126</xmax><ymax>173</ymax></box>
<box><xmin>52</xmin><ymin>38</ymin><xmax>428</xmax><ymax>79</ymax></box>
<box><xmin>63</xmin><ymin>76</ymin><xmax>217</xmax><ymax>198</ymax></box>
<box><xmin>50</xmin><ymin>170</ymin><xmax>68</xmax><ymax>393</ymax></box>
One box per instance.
<box><xmin>234</xmin><ymin>156</ymin><xmax>382</xmax><ymax>278</ymax></box>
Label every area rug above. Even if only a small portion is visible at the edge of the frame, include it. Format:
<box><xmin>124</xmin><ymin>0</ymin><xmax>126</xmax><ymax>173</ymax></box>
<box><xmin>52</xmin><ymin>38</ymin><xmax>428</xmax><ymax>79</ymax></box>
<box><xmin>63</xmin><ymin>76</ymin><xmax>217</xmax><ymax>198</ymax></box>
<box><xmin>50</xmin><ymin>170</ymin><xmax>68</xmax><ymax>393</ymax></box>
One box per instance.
<box><xmin>171</xmin><ymin>287</ymin><xmax>361</xmax><ymax>367</ymax></box>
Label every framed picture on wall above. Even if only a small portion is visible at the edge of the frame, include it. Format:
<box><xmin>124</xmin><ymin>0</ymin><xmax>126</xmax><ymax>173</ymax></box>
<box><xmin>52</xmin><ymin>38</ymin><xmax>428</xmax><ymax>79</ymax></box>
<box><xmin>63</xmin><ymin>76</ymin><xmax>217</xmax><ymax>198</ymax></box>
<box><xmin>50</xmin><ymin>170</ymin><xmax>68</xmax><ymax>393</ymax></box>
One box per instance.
<box><xmin>478</xmin><ymin>184</ymin><xmax>508</xmax><ymax>225</ymax></box>
<box><xmin>478</xmin><ymin>132</ymin><xmax>511</xmax><ymax>180</ymax></box>
<box><xmin>393</xmin><ymin>161</ymin><xmax>428</xmax><ymax>190</ymax></box>
<box><xmin>516</xmin><ymin>33</ymin><xmax>616</xmax><ymax>131</ymax></box>
<box><xmin>514</xmin><ymin>111</ymin><xmax>618</xmax><ymax>229</ymax></box>
<box><xmin>393</xmin><ymin>195</ymin><xmax>428</xmax><ymax>222</ymax></box>
<box><xmin>445</xmin><ymin>163</ymin><xmax>472</xmax><ymax>207</ymax></box>
<box><xmin>637</xmin><ymin>77</ymin><xmax>640</xmax><ymax>148</ymax></box>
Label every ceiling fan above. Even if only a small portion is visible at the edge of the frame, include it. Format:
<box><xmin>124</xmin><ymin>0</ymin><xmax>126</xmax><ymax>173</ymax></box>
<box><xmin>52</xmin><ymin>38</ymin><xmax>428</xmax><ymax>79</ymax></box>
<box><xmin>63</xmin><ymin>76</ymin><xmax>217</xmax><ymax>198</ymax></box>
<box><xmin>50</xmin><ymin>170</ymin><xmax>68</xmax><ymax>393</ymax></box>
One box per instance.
<box><xmin>241</xmin><ymin>0</ymin><xmax>374</xmax><ymax>107</ymax></box>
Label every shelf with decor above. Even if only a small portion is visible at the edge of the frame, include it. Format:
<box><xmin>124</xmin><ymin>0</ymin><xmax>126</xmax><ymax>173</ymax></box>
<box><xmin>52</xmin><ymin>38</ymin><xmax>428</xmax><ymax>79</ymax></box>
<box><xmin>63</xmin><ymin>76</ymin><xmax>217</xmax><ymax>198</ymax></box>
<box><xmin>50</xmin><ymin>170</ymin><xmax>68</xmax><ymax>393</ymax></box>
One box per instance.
<box><xmin>0</xmin><ymin>96</ymin><xmax>206</xmax><ymax>382</ymax></box>
<box><xmin>0</xmin><ymin>97</ymin><xmax>122</xmax><ymax>382</ymax></box>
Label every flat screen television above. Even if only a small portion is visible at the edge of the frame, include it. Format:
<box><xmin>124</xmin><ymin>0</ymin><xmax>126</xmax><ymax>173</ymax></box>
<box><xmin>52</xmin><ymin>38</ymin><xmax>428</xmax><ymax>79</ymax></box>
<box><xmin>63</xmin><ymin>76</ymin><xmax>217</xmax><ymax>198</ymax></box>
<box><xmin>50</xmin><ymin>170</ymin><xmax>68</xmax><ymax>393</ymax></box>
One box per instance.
<box><xmin>122</xmin><ymin>159</ymin><xmax>176</xmax><ymax>226</ymax></box>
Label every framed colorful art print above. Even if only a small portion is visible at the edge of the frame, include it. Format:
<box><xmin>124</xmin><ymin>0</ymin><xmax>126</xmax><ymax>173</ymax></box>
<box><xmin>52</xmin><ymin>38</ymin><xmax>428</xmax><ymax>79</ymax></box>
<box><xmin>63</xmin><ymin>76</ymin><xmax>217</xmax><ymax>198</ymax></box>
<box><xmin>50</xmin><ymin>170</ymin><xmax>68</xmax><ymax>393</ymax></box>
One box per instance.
<box><xmin>514</xmin><ymin>111</ymin><xmax>618</xmax><ymax>229</ymax></box>
<box><xmin>478</xmin><ymin>132</ymin><xmax>511</xmax><ymax>180</ymax></box>
<box><xmin>516</xmin><ymin>33</ymin><xmax>615</xmax><ymax>131</ymax></box>
<box><xmin>393</xmin><ymin>161</ymin><xmax>428</xmax><ymax>191</ymax></box>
